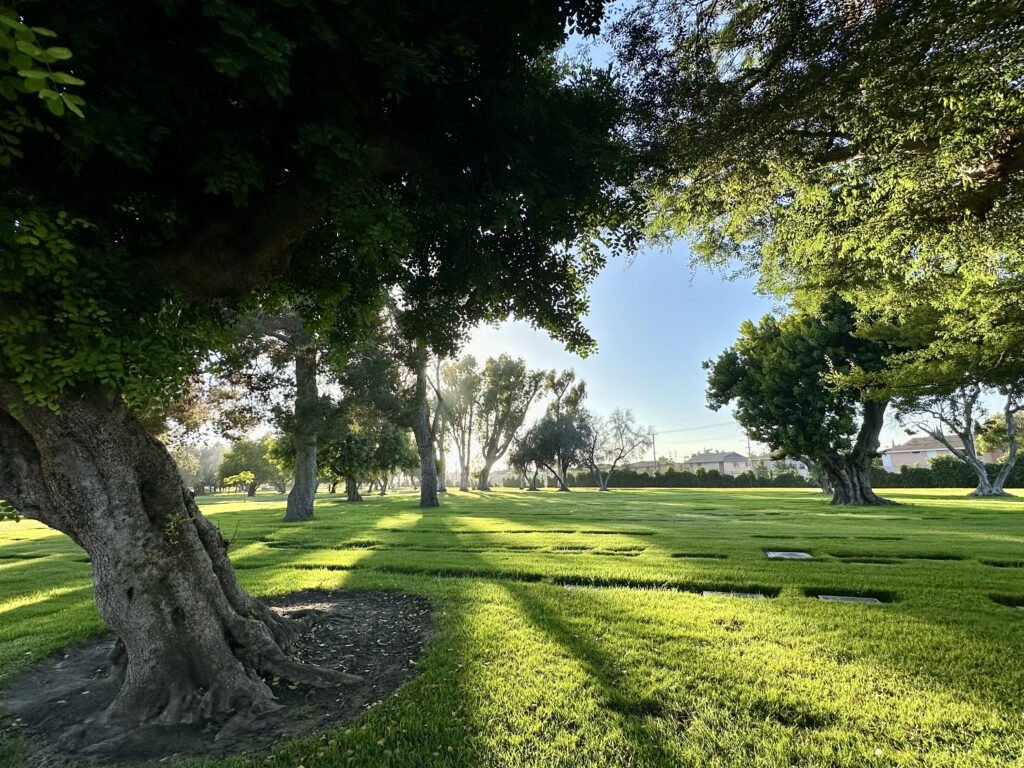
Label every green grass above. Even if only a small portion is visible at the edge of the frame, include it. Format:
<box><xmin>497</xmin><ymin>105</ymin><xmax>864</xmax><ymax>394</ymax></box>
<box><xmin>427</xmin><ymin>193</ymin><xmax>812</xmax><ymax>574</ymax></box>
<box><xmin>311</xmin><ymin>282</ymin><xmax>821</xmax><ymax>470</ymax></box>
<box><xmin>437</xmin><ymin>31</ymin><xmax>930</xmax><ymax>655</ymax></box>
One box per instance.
<box><xmin>2</xmin><ymin>487</ymin><xmax>1024</xmax><ymax>767</ymax></box>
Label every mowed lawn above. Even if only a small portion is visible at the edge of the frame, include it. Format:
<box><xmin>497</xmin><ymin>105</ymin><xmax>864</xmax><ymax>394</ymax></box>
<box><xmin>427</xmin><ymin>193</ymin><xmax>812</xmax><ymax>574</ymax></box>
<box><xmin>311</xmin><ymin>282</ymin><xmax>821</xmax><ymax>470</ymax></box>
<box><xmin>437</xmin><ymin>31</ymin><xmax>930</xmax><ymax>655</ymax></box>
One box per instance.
<box><xmin>2</xmin><ymin>488</ymin><xmax>1023</xmax><ymax>767</ymax></box>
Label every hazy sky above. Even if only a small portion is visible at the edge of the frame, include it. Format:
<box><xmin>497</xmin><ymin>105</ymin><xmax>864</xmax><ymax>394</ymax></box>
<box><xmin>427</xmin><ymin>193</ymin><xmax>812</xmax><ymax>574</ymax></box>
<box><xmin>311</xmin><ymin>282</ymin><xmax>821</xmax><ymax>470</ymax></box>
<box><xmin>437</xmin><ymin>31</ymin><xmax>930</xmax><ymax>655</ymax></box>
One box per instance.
<box><xmin>463</xmin><ymin>238</ymin><xmax>912</xmax><ymax>465</ymax></box>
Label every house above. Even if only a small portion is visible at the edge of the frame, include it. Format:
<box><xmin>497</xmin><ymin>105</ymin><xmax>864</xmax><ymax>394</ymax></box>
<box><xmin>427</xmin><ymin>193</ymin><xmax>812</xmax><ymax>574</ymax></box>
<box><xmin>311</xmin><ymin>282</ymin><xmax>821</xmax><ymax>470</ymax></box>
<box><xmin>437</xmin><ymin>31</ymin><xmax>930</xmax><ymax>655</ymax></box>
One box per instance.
<box><xmin>881</xmin><ymin>435</ymin><xmax>1003</xmax><ymax>472</ymax></box>
<box><xmin>684</xmin><ymin>451</ymin><xmax>748</xmax><ymax>476</ymax></box>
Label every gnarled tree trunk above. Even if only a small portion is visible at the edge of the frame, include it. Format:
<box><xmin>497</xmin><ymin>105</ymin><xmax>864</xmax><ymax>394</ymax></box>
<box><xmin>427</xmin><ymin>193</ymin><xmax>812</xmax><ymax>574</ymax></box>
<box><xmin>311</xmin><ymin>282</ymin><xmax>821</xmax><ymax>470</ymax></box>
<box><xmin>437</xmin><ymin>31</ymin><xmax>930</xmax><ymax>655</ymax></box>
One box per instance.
<box><xmin>284</xmin><ymin>346</ymin><xmax>318</xmax><ymax>521</ymax></box>
<box><xmin>0</xmin><ymin>395</ymin><xmax>355</xmax><ymax>746</ymax></box>
<box><xmin>345</xmin><ymin>476</ymin><xmax>363</xmax><ymax>502</ymax></box>
<box><xmin>822</xmin><ymin>399</ymin><xmax>894</xmax><ymax>506</ymax></box>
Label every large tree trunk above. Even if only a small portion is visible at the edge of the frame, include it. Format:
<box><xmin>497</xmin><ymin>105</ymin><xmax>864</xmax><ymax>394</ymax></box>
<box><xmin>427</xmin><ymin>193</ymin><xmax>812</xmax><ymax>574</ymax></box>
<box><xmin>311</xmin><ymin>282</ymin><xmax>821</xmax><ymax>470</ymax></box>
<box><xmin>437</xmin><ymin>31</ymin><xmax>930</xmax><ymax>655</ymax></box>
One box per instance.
<box><xmin>246</xmin><ymin>481</ymin><xmax>257</xmax><ymax>497</ymax></box>
<box><xmin>822</xmin><ymin>399</ymin><xmax>894</xmax><ymax>506</ymax></box>
<box><xmin>379</xmin><ymin>475</ymin><xmax>388</xmax><ymax>496</ymax></box>
<box><xmin>0</xmin><ymin>395</ymin><xmax>355</xmax><ymax>745</ymax></box>
<box><xmin>478</xmin><ymin>460</ymin><xmax>494</xmax><ymax>491</ymax></box>
<box><xmin>459</xmin><ymin>465</ymin><xmax>470</xmax><ymax>492</ymax></box>
<box><xmin>345</xmin><ymin>476</ymin><xmax>363</xmax><ymax>502</ymax></box>
<box><xmin>284</xmin><ymin>346</ymin><xmax>319</xmax><ymax>522</ymax></box>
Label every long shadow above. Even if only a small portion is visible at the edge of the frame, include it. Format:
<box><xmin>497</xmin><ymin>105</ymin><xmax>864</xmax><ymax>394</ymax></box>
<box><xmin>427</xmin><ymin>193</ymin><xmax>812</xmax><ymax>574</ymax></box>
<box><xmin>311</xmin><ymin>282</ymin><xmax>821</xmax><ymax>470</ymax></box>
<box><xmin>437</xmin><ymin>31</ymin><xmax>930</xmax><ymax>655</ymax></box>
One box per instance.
<box><xmin>452</xmin><ymin>493</ymin><xmax>1024</xmax><ymax>719</ymax></box>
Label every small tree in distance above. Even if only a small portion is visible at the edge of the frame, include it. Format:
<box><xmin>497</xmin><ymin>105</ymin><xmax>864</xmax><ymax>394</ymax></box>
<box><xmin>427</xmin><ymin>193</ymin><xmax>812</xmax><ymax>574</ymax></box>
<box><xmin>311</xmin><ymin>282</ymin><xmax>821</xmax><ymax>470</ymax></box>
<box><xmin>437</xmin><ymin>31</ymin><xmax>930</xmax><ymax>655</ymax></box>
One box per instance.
<box><xmin>580</xmin><ymin>408</ymin><xmax>652</xmax><ymax>491</ymax></box>
<box><xmin>222</xmin><ymin>472</ymin><xmax>255</xmax><ymax>499</ymax></box>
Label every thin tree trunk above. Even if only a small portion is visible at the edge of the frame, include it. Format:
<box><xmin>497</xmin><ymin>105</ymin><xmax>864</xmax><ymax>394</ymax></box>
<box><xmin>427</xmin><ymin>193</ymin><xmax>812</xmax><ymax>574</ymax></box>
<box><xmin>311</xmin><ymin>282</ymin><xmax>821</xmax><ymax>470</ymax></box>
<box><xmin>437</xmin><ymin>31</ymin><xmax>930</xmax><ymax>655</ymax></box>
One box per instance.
<box><xmin>379</xmin><ymin>475</ymin><xmax>388</xmax><ymax>496</ymax></box>
<box><xmin>413</xmin><ymin>342</ymin><xmax>439</xmax><ymax>508</ymax></box>
<box><xmin>527</xmin><ymin>469</ymin><xmax>539</xmax><ymax>491</ymax></box>
<box><xmin>284</xmin><ymin>346</ymin><xmax>318</xmax><ymax>521</ymax></box>
<box><xmin>0</xmin><ymin>395</ymin><xmax>356</xmax><ymax>746</ymax></box>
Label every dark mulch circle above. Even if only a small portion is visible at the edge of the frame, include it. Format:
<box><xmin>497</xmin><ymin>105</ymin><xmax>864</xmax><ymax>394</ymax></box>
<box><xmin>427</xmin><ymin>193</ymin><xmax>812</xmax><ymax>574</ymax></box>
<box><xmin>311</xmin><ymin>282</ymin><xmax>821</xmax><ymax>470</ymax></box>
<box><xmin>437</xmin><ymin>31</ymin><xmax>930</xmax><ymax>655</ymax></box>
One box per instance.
<box><xmin>0</xmin><ymin>589</ymin><xmax>434</xmax><ymax>766</ymax></box>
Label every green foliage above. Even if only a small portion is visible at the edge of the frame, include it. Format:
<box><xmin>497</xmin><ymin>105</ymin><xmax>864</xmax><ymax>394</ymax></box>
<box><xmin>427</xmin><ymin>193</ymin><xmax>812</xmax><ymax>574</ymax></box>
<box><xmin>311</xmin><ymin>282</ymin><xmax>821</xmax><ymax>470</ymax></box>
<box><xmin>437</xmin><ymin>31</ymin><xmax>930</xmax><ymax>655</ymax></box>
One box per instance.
<box><xmin>218</xmin><ymin>438</ymin><xmax>285</xmax><ymax>488</ymax></box>
<box><xmin>221</xmin><ymin>471</ymin><xmax>254</xmax><ymax>489</ymax></box>
<box><xmin>705</xmin><ymin>299</ymin><xmax>889</xmax><ymax>466</ymax></box>
<box><xmin>0</xmin><ymin>6</ymin><xmax>84</xmax><ymax>166</ymax></box>
<box><xmin>0</xmin><ymin>498</ymin><xmax>19</xmax><ymax>522</ymax></box>
<box><xmin>476</xmin><ymin>355</ymin><xmax>547</xmax><ymax>471</ymax></box>
<box><xmin>869</xmin><ymin>454</ymin><xmax>1024</xmax><ymax>489</ymax></box>
<box><xmin>616</xmin><ymin>0</ymin><xmax>1024</xmax><ymax>375</ymax></box>
<box><xmin>2</xmin><ymin>0</ymin><xmax>639</xmax><ymax>417</ymax></box>
<box><xmin>977</xmin><ymin>413</ymin><xmax>1024</xmax><ymax>457</ymax></box>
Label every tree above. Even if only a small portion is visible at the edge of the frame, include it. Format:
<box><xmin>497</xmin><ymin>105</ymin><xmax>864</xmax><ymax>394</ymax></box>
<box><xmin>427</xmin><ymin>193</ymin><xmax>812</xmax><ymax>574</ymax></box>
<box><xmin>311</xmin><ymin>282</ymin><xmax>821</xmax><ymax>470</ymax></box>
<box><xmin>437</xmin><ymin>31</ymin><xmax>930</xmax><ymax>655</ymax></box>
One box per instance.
<box><xmin>222</xmin><ymin>471</ymin><xmax>255</xmax><ymax>497</ymax></box>
<box><xmin>196</xmin><ymin>443</ymin><xmax>226</xmax><ymax>494</ymax></box>
<box><xmin>372</xmin><ymin>421</ymin><xmax>419</xmax><ymax>496</ymax></box>
<box><xmin>218</xmin><ymin>438</ymin><xmax>287</xmax><ymax>496</ymax></box>
<box><xmin>0</xmin><ymin>0</ymin><xmax>637</xmax><ymax>744</ymax></box>
<box><xmin>614</xmin><ymin>0</ymin><xmax>1024</xmax><ymax>400</ymax></box>
<box><xmin>475</xmin><ymin>356</ymin><xmax>546</xmax><ymax>490</ymax></box>
<box><xmin>509</xmin><ymin>436</ymin><xmax>543</xmax><ymax>491</ymax></box>
<box><xmin>579</xmin><ymin>408</ymin><xmax>651</xmax><ymax>491</ymax></box>
<box><xmin>441</xmin><ymin>356</ymin><xmax>482</xmax><ymax>492</ymax></box>
<box><xmin>895</xmin><ymin>380</ymin><xmax>1023</xmax><ymax>496</ymax></box>
<box><xmin>705</xmin><ymin>299</ymin><xmax>894</xmax><ymax>505</ymax></box>
<box><xmin>518</xmin><ymin>413</ymin><xmax>592</xmax><ymax>492</ymax></box>
<box><xmin>978</xmin><ymin>413</ymin><xmax>1024</xmax><ymax>459</ymax></box>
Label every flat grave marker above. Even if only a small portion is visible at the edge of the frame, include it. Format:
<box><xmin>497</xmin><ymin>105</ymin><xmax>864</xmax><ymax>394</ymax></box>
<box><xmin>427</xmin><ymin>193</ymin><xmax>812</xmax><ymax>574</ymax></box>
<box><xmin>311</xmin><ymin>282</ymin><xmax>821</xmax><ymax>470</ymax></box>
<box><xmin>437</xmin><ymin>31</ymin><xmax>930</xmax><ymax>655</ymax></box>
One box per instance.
<box><xmin>817</xmin><ymin>595</ymin><xmax>882</xmax><ymax>604</ymax></box>
<box><xmin>701</xmin><ymin>591</ymin><xmax>766</xmax><ymax>599</ymax></box>
<box><xmin>765</xmin><ymin>551</ymin><xmax>812</xmax><ymax>559</ymax></box>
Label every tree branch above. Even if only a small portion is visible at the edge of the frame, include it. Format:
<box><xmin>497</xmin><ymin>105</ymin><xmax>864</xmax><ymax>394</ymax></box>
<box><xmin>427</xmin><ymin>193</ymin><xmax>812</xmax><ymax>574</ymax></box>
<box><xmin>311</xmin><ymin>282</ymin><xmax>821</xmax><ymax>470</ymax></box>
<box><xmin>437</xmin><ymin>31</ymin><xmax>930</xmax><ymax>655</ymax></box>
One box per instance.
<box><xmin>154</xmin><ymin>183</ymin><xmax>327</xmax><ymax>299</ymax></box>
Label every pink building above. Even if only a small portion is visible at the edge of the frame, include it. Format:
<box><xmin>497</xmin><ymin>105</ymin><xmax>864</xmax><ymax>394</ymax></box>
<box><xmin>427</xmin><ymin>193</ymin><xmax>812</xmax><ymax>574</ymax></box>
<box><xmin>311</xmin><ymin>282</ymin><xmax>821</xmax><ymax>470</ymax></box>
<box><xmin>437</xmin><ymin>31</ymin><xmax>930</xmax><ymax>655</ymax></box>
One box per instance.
<box><xmin>881</xmin><ymin>435</ymin><xmax>1003</xmax><ymax>472</ymax></box>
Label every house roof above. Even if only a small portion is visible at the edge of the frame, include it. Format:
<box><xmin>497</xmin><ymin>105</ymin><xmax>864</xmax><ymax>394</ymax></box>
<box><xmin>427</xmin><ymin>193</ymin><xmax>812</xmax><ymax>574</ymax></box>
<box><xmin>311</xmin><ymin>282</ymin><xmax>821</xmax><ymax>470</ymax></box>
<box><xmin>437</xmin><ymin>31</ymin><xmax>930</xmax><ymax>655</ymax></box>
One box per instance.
<box><xmin>884</xmin><ymin>435</ymin><xmax>964</xmax><ymax>453</ymax></box>
<box><xmin>686</xmin><ymin>451</ymin><xmax>747</xmax><ymax>463</ymax></box>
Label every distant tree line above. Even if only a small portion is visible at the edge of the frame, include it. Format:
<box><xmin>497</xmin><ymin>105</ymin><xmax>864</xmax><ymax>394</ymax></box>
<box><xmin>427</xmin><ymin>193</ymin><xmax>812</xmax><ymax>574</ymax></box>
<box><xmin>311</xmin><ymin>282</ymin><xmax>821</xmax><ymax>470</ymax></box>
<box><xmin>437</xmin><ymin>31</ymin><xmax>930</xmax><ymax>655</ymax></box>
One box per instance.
<box><xmin>501</xmin><ymin>466</ymin><xmax>812</xmax><ymax>489</ymax></box>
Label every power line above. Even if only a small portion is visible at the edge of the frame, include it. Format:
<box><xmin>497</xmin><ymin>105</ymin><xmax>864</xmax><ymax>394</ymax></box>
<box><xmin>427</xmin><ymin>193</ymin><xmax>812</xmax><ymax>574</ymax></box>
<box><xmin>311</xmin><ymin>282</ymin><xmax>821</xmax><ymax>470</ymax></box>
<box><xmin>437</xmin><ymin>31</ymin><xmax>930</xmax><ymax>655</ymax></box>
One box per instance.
<box><xmin>652</xmin><ymin>422</ymin><xmax>738</xmax><ymax>435</ymax></box>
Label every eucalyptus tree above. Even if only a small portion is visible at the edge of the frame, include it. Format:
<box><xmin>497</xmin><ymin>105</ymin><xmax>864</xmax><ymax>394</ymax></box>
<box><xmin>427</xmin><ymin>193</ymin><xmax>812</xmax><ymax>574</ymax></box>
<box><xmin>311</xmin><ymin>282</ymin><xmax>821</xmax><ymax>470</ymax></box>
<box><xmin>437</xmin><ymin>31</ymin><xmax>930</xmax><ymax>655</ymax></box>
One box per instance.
<box><xmin>0</xmin><ymin>0</ymin><xmax>635</xmax><ymax>745</ymax></box>
<box><xmin>705</xmin><ymin>299</ymin><xmax>894</xmax><ymax>505</ymax></box>
<box><xmin>441</xmin><ymin>356</ymin><xmax>482</xmax><ymax>492</ymax></box>
<box><xmin>476</xmin><ymin>355</ymin><xmax>547</xmax><ymax>490</ymax></box>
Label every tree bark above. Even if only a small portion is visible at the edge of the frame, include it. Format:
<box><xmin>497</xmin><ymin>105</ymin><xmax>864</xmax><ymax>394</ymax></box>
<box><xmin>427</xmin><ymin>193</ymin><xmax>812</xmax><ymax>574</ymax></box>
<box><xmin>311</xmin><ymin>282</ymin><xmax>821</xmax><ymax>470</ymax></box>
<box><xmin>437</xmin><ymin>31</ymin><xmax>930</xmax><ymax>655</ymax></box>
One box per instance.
<box><xmin>822</xmin><ymin>399</ymin><xmax>894</xmax><ymax>505</ymax></box>
<box><xmin>345</xmin><ymin>476</ymin><xmax>363</xmax><ymax>502</ymax></box>
<box><xmin>478</xmin><ymin>460</ymin><xmax>494</xmax><ymax>491</ymax></box>
<box><xmin>284</xmin><ymin>346</ymin><xmax>319</xmax><ymax>521</ymax></box>
<box><xmin>413</xmin><ymin>343</ymin><xmax>439</xmax><ymax>508</ymax></box>
<box><xmin>0</xmin><ymin>395</ymin><xmax>356</xmax><ymax>745</ymax></box>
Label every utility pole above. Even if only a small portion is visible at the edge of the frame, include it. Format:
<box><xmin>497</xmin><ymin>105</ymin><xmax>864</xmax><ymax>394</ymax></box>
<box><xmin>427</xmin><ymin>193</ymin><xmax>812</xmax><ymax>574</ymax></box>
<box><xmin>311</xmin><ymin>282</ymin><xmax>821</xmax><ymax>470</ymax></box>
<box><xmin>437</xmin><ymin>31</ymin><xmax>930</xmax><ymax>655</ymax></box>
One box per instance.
<box><xmin>651</xmin><ymin>429</ymin><xmax>658</xmax><ymax>474</ymax></box>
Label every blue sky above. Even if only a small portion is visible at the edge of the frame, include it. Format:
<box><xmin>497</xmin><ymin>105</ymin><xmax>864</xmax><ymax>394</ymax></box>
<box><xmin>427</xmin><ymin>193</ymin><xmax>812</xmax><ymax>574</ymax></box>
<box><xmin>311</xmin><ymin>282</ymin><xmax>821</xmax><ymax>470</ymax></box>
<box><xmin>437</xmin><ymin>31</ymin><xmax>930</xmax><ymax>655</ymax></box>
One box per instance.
<box><xmin>465</xmin><ymin>240</ymin><xmax>778</xmax><ymax>461</ymax></box>
<box><xmin>465</xmin><ymin>239</ymin><xmax>911</xmax><ymax>463</ymax></box>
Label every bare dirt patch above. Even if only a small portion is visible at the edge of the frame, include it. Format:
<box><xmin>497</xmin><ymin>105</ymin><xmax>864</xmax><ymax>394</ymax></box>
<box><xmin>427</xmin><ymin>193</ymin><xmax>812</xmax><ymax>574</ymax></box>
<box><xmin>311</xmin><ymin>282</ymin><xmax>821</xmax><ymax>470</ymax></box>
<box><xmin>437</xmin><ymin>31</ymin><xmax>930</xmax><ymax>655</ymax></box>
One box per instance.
<box><xmin>0</xmin><ymin>589</ymin><xmax>433</xmax><ymax>766</ymax></box>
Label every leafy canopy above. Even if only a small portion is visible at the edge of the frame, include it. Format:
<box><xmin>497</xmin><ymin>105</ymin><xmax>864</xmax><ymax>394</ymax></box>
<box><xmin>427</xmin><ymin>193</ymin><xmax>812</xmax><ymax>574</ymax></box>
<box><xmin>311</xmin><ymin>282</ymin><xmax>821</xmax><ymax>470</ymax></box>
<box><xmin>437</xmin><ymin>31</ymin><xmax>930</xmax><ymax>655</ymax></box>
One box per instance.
<box><xmin>2</xmin><ymin>0</ymin><xmax>635</xmax><ymax>414</ymax></box>
<box><xmin>614</xmin><ymin>0</ymin><xmax>1024</xmax><ymax>370</ymax></box>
